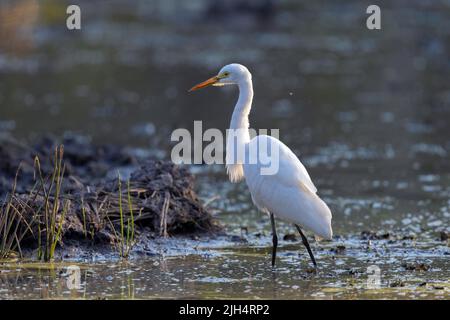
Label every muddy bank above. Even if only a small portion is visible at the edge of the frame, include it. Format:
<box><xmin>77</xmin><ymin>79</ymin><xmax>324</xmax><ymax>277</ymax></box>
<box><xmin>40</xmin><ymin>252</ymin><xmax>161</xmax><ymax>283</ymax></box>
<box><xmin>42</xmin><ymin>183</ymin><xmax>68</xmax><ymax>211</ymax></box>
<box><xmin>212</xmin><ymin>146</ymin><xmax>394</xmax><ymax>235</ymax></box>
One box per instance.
<box><xmin>0</xmin><ymin>133</ymin><xmax>221</xmax><ymax>260</ymax></box>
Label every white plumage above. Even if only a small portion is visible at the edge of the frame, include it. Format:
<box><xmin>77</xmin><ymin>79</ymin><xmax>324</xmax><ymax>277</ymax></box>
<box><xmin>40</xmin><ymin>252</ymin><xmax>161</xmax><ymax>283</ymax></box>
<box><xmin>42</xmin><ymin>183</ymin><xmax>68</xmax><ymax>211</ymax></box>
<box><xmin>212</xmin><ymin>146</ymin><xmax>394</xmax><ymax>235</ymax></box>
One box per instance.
<box><xmin>243</xmin><ymin>135</ymin><xmax>332</xmax><ymax>239</ymax></box>
<box><xmin>190</xmin><ymin>63</ymin><xmax>333</xmax><ymax>267</ymax></box>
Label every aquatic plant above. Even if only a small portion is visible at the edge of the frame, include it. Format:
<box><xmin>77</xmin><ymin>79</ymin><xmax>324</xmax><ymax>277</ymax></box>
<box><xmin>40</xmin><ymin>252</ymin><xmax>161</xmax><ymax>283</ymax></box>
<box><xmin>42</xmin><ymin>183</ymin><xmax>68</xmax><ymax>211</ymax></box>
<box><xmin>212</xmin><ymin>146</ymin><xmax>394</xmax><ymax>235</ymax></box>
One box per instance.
<box><xmin>107</xmin><ymin>174</ymin><xmax>135</xmax><ymax>259</ymax></box>
<box><xmin>0</xmin><ymin>165</ymin><xmax>33</xmax><ymax>259</ymax></box>
<box><xmin>34</xmin><ymin>146</ymin><xmax>69</xmax><ymax>261</ymax></box>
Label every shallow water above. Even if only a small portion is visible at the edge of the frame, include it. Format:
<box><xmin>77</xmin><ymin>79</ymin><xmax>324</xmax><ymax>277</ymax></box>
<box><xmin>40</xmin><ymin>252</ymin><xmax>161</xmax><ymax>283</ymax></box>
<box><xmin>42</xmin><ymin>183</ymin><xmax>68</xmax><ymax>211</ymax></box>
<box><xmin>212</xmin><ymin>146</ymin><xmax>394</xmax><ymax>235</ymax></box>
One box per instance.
<box><xmin>0</xmin><ymin>0</ymin><xmax>449</xmax><ymax>299</ymax></box>
<box><xmin>0</xmin><ymin>239</ymin><xmax>448</xmax><ymax>299</ymax></box>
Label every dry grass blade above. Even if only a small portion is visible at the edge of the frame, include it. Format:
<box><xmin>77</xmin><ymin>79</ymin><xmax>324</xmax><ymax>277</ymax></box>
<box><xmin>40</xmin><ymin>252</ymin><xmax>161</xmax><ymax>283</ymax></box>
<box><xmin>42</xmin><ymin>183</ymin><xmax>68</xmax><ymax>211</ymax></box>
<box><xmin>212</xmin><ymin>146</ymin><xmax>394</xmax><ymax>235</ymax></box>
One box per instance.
<box><xmin>160</xmin><ymin>191</ymin><xmax>170</xmax><ymax>238</ymax></box>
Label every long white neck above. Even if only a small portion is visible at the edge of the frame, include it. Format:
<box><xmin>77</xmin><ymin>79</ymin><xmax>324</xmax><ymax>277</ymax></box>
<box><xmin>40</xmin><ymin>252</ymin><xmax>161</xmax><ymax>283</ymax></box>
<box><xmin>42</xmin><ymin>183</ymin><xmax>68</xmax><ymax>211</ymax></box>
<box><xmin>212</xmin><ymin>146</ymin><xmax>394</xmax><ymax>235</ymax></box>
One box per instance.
<box><xmin>230</xmin><ymin>79</ymin><xmax>253</xmax><ymax>132</ymax></box>
<box><xmin>226</xmin><ymin>78</ymin><xmax>253</xmax><ymax>182</ymax></box>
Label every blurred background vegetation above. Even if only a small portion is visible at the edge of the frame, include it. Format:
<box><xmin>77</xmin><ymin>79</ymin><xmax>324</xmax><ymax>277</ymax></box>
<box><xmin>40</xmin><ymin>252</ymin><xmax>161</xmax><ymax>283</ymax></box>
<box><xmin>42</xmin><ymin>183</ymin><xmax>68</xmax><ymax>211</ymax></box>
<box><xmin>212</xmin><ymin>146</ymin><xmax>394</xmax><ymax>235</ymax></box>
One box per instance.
<box><xmin>0</xmin><ymin>0</ymin><xmax>449</xmax><ymax>201</ymax></box>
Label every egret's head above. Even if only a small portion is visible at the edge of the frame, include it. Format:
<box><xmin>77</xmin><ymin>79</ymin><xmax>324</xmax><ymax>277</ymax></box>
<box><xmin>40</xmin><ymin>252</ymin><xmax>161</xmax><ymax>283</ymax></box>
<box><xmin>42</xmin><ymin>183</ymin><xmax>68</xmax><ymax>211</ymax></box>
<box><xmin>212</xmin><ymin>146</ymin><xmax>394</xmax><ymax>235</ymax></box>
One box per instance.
<box><xmin>189</xmin><ymin>63</ymin><xmax>251</xmax><ymax>92</ymax></box>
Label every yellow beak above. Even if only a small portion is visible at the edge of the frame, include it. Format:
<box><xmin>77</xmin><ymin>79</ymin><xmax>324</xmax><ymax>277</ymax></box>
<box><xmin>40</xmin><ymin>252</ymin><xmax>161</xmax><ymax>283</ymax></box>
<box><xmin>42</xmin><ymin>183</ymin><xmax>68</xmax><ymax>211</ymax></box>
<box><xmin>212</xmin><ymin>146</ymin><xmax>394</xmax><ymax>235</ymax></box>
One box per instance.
<box><xmin>189</xmin><ymin>76</ymin><xmax>219</xmax><ymax>92</ymax></box>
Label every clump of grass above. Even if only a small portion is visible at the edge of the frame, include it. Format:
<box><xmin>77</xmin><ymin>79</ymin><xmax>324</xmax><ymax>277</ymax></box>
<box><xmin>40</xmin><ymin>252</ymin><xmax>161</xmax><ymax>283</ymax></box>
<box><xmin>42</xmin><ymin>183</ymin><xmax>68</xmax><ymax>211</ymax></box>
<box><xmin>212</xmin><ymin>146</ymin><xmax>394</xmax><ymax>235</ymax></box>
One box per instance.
<box><xmin>107</xmin><ymin>173</ymin><xmax>135</xmax><ymax>259</ymax></box>
<box><xmin>34</xmin><ymin>145</ymin><xmax>70</xmax><ymax>262</ymax></box>
<box><xmin>0</xmin><ymin>165</ymin><xmax>34</xmax><ymax>259</ymax></box>
<box><xmin>1</xmin><ymin>145</ymin><xmax>119</xmax><ymax>261</ymax></box>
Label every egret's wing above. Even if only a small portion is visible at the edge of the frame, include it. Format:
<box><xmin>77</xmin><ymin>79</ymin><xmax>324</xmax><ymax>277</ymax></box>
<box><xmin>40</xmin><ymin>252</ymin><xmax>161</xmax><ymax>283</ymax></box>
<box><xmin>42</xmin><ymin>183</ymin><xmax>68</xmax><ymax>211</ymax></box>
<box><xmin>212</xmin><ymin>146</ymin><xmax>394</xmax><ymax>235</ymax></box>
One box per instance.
<box><xmin>279</xmin><ymin>142</ymin><xmax>317</xmax><ymax>194</ymax></box>
<box><xmin>250</xmin><ymin>135</ymin><xmax>317</xmax><ymax>194</ymax></box>
<box><xmin>245</xmin><ymin>136</ymin><xmax>332</xmax><ymax>238</ymax></box>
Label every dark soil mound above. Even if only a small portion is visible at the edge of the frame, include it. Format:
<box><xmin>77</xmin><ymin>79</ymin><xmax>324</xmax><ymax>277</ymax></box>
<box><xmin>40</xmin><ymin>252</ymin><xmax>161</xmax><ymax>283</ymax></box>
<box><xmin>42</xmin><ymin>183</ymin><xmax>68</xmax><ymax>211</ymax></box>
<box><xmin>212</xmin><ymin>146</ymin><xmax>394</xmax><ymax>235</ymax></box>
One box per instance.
<box><xmin>0</xmin><ymin>133</ymin><xmax>220</xmax><ymax>259</ymax></box>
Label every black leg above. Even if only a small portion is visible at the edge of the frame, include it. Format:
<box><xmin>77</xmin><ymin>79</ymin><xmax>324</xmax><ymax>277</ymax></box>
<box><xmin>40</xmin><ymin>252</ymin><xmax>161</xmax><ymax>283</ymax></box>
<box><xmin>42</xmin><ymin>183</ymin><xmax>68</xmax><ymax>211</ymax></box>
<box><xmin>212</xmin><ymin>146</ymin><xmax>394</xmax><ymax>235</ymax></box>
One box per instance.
<box><xmin>295</xmin><ymin>225</ymin><xmax>317</xmax><ymax>268</ymax></box>
<box><xmin>270</xmin><ymin>213</ymin><xmax>278</xmax><ymax>268</ymax></box>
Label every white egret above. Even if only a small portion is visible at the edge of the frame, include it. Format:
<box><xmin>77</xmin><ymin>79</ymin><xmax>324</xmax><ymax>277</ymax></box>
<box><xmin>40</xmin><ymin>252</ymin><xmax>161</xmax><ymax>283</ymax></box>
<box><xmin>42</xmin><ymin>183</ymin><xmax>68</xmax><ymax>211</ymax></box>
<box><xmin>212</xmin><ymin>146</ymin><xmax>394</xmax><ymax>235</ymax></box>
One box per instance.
<box><xmin>189</xmin><ymin>63</ymin><xmax>332</xmax><ymax>268</ymax></box>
